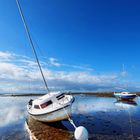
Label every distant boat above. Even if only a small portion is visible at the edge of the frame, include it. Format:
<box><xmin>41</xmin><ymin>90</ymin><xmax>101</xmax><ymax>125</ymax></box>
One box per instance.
<box><xmin>114</xmin><ymin>92</ymin><xmax>137</xmax><ymax>101</ymax></box>
<box><xmin>16</xmin><ymin>0</ymin><xmax>74</xmax><ymax>122</ymax></box>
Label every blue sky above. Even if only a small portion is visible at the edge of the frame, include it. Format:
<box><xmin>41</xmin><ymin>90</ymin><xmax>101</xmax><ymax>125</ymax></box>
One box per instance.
<box><xmin>0</xmin><ymin>0</ymin><xmax>140</xmax><ymax>93</ymax></box>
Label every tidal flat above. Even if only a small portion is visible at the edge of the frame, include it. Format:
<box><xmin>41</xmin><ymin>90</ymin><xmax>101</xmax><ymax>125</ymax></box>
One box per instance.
<box><xmin>0</xmin><ymin>94</ymin><xmax>140</xmax><ymax>140</ymax></box>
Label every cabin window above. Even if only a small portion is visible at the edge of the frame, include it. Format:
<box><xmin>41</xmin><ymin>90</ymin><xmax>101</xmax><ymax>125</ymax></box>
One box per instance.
<box><xmin>41</xmin><ymin>100</ymin><xmax>52</xmax><ymax>108</ymax></box>
<box><xmin>34</xmin><ymin>105</ymin><xmax>40</xmax><ymax>109</ymax></box>
<box><xmin>56</xmin><ymin>94</ymin><xmax>64</xmax><ymax>100</ymax></box>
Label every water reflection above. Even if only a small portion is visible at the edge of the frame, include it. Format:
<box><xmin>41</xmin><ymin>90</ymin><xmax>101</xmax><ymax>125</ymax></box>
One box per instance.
<box><xmin>70</xmin><ymin>95</ymin><xmax>140</xmax><ymax>139</ymax></box>
<box><xmin>0</xmin><ymin>96</ymin><xmax>30</xmax><ymax>140</ymax></box>
<box><xmin>0</xmin><ymin>95</ymin><xmax>140</xmax><ymax>140</ymax></box>
<box><xmin>114</xmin><ymin>100</ymin><xmax>137</xmax><ymax>109</ymax></box>
<box><xmin>72</xmin><ymin>96</ymin><xmax>117</xmax><ymax>114</ymax></box>
<box><xmin>0</xmin><ymin>97</ymin><xmax>28</xmax><ymax>127</ymax></box>
<box><xmin>0</xmin><ymin>106</ymin><xmax>25</xmax><ymax>127</ymax></box>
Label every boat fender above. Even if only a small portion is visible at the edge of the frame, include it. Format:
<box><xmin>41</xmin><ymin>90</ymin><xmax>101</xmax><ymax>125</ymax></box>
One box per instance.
<box><xmin>74</xmin><ymin>126</ymin><xmax>88</xmax><ymax>140</ymax></box>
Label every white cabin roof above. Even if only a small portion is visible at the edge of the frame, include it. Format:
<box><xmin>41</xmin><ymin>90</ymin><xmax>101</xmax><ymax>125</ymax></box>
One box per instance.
<box><xmin>33</xmin><ymin>91</ymin><xmax>63</xmax><ymax>105</ymax></box>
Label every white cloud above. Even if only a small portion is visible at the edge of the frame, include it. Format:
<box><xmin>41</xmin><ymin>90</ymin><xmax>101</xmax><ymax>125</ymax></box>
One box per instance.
<box><xmin>0</xmin><ymin>51</ymin><xmax>13</xmax><ymax>59</ymax></box>
<box><xmin>48</xmin><ymin>57</ymin><xmax>61</xmax><ymax>67</ymax></box>
<box><xmin>0</xmin><ymin>51</ymin><xmax>136</xmax><ymax>93</ymax></box>
<box><xmin>48</xmin><ymin>57</ymin><xmax>94</xmax><ymax>71</ymax></box>
<box><xmin>62</xmin><ymin>64</ymin><xmax>94</xmax><ymax>71</ymax></box>
<box><xmin>0</xmin><ymin>62</ymin><xmax>24</xmax><ymax>80</ymax></box>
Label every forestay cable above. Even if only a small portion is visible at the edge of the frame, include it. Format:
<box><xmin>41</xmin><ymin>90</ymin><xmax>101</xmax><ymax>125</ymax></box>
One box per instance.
<box><xmin>16</xmin><ymin>0</ymin><xmax>50</xmax><ymax>93</ymax></box>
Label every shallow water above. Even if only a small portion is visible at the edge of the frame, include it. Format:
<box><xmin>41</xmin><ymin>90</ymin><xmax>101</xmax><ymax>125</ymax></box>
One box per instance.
<box><xmin>0</xmin><ymin>95</ymin><xmax>140</xmax><ymax>140</ymax></box>
<box><xmin>70</xmin><ymin>95</ymin><xmax>140</xmax><ymax>139</ymax></box>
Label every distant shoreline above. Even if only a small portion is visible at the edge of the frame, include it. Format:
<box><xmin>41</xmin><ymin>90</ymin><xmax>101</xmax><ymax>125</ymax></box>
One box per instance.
<box><xmin>0</xmin><ymin>92</ymin><xmax>140</xmax><ymax>97</ymax></box>
<box><xmin>71</xmin><ymin>92</ymin><xmax>140</xmax><ymax>97</ymax></box>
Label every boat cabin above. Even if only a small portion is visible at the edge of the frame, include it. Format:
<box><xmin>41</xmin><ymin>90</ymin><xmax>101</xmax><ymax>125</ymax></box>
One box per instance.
<box><xmin>30</xmin><ymin>92</ymin><xmax>65</xmax><ymax>110</ymax></box>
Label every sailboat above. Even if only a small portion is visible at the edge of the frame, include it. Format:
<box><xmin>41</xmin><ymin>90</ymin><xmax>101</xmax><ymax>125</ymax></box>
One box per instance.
<box><xmin>114</xmin><ymin>65</ymin><xmax>137</xmax><ymax>101</ymax></box>
<box><xmin>114</xmin><ymin>92</ymin><xmax>137</xmax><ymax>101</ymax></box>
<box><xmin>16</xmin><ymin>0</ymin><xmax>74</xmax><ymax>122</ymax></box>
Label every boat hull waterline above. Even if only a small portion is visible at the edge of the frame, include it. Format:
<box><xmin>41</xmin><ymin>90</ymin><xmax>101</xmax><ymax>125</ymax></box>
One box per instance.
<box><xmin>29</xmin><ymin>104</ymin><xmax>72</xmax><ymax>122</ymax></box>
<box><xmin>114</xmin><ymin>92</ymin><xmax>137</xmax><ymax>101</ymax></box>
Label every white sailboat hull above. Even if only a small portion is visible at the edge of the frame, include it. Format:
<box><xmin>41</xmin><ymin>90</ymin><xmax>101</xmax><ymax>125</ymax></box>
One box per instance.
<box><xmin>29</xmin><ymin>104</ymin><xmax>72</xmax><ymax>122</ymax></box>
<box><xmin>27</xmin><ymin>93</ymin><xmax>74</xmax><ymax>122</ymax></box>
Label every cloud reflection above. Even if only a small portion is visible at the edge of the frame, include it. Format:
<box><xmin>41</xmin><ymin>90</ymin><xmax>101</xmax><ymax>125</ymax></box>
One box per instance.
<box><xmin>0</xmin><ymin>106</ymin><xmax>25</xmax><ymax>127</ymax></box>
<box><xmin>73</xmin><ymin>97</ymin><xmax>119</xmax><ymax>114</ymax></box>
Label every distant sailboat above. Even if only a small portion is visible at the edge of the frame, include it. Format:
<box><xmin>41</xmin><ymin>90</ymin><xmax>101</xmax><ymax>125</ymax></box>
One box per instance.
<box><xmin>16</xmin><ymin>0</ymin><xmax>74</xmax><ymax>122</ymax></box>
<box><xmin>114</xmin><ymin>92</ymin><xmax>137</xmax><ymax>101</ymax></box>
<box><xmin>114</xmin><ymin>65</ymin><xmax>137</xmax><ymax>101</ymax></box>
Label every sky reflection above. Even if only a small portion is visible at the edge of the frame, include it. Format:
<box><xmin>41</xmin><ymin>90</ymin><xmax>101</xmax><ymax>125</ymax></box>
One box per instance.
<box><xmin>0</xmin><ymin>95</ymin><xmax>140</xmax><ymax>140</ymax></box>
<box><xmin>72</xmin><ymin>95</ymin><xmax>140</xmax><ymax>114</ymax></box>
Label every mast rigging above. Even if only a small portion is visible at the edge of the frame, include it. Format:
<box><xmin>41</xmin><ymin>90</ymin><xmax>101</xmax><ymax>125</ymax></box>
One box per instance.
<box><xmin>16</xmin><ymin>0</ymin><xmax>50</xmax><ymax>93</ymax></box>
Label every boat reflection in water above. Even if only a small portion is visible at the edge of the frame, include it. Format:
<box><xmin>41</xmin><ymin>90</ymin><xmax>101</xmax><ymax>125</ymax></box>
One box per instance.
<box><xmin>114</xmin><ymin>100</ymin><xmax>137</xmax><ymax>108</ymax></box>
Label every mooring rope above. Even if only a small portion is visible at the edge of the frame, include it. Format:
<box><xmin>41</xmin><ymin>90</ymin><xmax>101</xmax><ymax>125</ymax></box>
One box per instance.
<box><xmin>58</xmin><ymin>95</ymin><xmax>77</xmax><ymax>129</ymax></box>
<box><xmin>127</xmin><ymin>108</ymin><xmax>134</xmax><ymax>140</ymax></box>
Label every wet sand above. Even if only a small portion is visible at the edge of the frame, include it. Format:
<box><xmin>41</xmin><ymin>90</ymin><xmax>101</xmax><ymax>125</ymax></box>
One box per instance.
<box><xmin>26</xmin><ymin>116</ymin><xmax>73</xmax><ymax>140</ymax></box>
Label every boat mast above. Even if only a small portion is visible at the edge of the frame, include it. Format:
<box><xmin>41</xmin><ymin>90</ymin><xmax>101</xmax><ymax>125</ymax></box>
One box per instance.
<box><xmin>16</xmin><ymin>0</ymin><xmax>50</xmax><ymax>93</ymax></box>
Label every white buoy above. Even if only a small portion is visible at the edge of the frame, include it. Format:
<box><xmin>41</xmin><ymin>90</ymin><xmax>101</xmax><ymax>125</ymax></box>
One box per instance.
<box><xmin>74</xmin><ymin>126</ymin><xmax>88</xmax><ymax>140</ymax></box>
<box><xmin>58</xmin><ymin>101</ymin><xmax>88</xmax><ymax>140</ymax></box>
